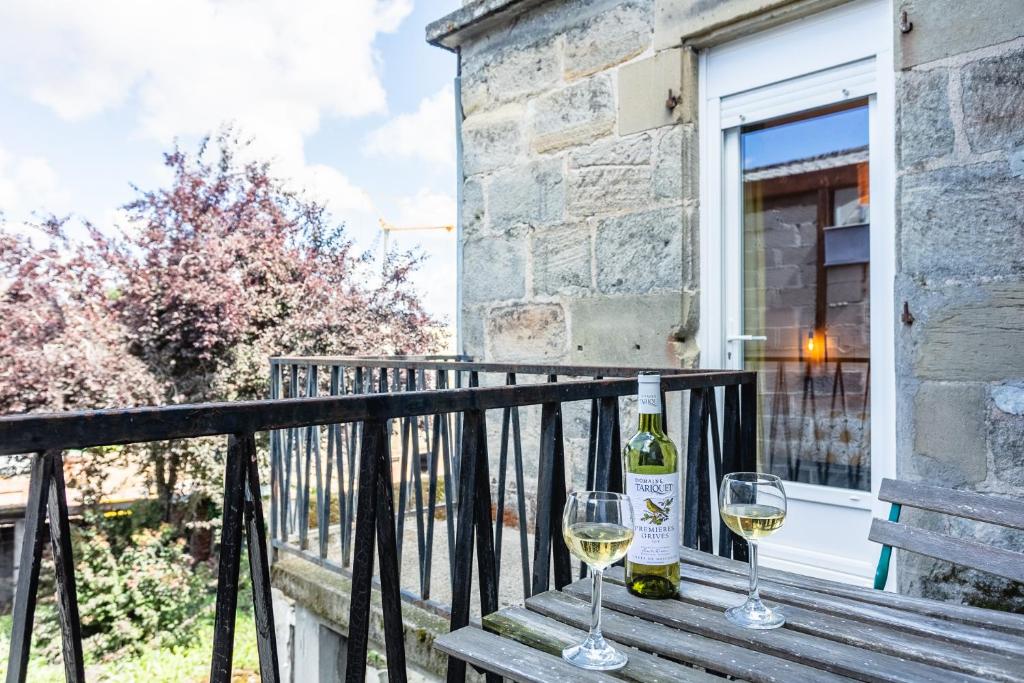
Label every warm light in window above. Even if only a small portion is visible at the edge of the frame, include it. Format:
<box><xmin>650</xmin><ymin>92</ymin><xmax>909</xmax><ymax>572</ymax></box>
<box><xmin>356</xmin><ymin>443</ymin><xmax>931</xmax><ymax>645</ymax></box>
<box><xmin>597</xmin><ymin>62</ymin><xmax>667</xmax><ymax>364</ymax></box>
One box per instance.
<box><xmin>806</xmin><ymin>331</ymin><xmax>815</xmax><ymax>353</ymax></box>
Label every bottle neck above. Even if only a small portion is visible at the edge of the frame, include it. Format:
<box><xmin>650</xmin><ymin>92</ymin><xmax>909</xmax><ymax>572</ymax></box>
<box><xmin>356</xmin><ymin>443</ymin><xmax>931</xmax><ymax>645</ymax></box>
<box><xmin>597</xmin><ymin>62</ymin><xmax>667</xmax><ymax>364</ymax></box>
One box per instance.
<box><xmin>638</xmin><ymin>412</ymin><xmax>664</xmax><ymax>434</ymax></box>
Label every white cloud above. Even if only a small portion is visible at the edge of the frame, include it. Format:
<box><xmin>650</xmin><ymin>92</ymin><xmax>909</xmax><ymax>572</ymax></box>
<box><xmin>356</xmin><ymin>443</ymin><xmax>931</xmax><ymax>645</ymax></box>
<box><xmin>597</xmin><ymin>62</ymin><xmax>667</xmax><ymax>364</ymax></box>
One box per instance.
<box><xmin>383</xmin><ymin>188</ymin><xmax>457</xmax><ymax>322</ymax></box>
<box><xmin>395</xmin><ymin>188</ymin><xmax>456</xmax><ymax>227</ymax></box>
<box><xmin>300</xmin><ymin>164</ymin><xmax>375</xmax><ymax>215</ymax></box>
<box><xmin>364</xmin><ymin>84</ymin><xmax>456</xmax><ymax>167</ymax></box>
<box><xmin>0</xmin><ymin>146</ymin><xmax>68</xmax><ymax>222</ymax></box>
<box><xmin>0</xmin><ymin>0</ymin><xmax>412</xmax><ymax>213</ymax></box>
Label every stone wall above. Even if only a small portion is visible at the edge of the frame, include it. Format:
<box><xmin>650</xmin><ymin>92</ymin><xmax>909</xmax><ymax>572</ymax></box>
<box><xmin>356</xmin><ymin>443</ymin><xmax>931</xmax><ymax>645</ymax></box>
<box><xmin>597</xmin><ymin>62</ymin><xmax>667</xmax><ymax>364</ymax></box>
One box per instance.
<box><xmin>894</xmin><ymin>5</ymin><xmax>1024</xmax><ymax>607</ymax></box>
<box><xmin>438</xmin><ymin>0</ymin><xmax>1024</xmax><ymax>605</ymax></box>
<box><xmin>457</xmin><ymin>0</ymin><xmax>697</xmax><ymax>371</ymax></box>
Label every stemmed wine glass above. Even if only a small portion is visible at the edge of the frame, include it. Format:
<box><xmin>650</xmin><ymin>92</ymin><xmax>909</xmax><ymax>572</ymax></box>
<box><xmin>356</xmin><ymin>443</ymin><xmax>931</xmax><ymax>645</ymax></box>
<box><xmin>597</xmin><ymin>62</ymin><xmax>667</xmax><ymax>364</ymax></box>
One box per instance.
<box><xmin>719</xmin><ymin>472</ymin><xmax>788</xmax><ymax>629</ymax></box>
<box><xmin>561</xmin><ymin>491</ymin><xmax>635</xmax><ymax>670</ymax></box>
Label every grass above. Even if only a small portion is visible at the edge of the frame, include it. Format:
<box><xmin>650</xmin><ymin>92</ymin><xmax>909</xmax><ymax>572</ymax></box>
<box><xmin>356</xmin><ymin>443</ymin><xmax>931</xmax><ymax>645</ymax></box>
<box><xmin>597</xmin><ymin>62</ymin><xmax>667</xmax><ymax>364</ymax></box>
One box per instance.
<box><xmin>0</xmin><ymin>595</ymin><xmax>262</xmax><ymax>683</ymax></box>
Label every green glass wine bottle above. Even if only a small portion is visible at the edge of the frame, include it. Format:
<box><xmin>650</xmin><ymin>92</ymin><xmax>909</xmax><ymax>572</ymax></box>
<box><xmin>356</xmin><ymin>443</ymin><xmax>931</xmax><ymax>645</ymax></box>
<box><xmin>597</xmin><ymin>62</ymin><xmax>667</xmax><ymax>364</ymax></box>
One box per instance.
<box><xmin>624</xmin><ymin>373</ymin><xmax>680</xmax><ymax>599</ymax></box>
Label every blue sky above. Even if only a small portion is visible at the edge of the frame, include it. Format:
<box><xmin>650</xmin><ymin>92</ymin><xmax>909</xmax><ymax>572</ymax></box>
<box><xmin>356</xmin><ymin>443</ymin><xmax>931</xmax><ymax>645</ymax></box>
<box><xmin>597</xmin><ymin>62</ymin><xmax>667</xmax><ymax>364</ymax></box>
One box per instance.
<box><xmin>0</xmin><ymin>0</ymin><xmax>461</xmax><ymax>322</ymax></box>
<box><xmin>742</xmin><ymin>105</ymin><xmax>868</xmax><ymax>170</ymax></box>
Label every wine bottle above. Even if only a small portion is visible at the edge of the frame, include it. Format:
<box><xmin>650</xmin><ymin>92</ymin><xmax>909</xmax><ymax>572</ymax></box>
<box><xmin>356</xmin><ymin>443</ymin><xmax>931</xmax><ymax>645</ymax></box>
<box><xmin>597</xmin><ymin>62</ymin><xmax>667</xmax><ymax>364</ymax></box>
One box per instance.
<box><xmin>624</xmin><ymin>373</ymin><xmax>680</xmax><ymax>598</ymax></box>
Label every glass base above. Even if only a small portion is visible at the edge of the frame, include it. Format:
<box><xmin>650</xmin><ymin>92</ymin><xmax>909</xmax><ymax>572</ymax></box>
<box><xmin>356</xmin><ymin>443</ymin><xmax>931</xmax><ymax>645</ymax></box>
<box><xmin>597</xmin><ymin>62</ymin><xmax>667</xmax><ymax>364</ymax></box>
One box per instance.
<box><xmin>562</xmin><ymin>638</ymin><xmax>628</xmax><ymax>671</ymax></box>
<box><xmin>724</xmin><ymin>596</ymin><xmax>785</xmax><ymax>630</ymax></box>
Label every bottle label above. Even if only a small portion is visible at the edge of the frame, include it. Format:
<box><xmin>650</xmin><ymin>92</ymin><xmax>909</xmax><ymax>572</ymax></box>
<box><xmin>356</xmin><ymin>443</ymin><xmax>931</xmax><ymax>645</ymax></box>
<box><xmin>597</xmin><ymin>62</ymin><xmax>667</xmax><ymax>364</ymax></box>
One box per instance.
<box><xmin>625</xmin><ymin>472</ymin><xmax>680</xmax><ymax>565</ymax></box>
<box><xmin>637</xmin><ymin>378</ymin><xmax>661</xmax><ymax>415</ymax></box>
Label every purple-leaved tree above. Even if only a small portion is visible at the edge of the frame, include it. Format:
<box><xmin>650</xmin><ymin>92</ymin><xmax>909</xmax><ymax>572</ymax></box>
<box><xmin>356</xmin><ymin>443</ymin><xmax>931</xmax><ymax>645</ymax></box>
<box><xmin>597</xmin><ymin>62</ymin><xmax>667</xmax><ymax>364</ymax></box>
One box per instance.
<box><xmin>0</xmin><ymin>131</ymin><xmax>442</xmax><ymax>516</ymax></box>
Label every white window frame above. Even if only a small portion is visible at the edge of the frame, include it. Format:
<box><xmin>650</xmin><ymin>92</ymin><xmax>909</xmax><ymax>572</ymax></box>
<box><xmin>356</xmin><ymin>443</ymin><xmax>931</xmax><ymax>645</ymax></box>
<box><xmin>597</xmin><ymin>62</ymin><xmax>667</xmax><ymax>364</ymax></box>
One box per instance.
<box><xmin>697</xmin><ymin>0</ymin><xmax>897</xmax><ymax>580</ymax></box>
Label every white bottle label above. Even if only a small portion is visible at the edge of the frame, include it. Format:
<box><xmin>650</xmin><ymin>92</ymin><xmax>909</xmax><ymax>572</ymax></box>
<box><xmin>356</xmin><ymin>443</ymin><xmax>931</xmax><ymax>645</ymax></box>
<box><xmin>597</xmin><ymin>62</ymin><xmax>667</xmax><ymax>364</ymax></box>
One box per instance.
<box><xmin>637</xmin><ymin>378</ymin><xmax>661</xmax><ymax>415</ymax></box>
<box><xmin>626</xmin><ymin>472</ymin><xmax>680</xmax><ymax>565</ymax></box>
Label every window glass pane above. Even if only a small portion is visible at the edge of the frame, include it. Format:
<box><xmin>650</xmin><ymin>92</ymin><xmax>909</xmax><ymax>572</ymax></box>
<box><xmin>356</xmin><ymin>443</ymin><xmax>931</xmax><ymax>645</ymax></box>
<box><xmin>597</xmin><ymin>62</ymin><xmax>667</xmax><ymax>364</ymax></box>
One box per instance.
<box><xmin>741</xmin><ymin>101</ymin><xmax>871</xmax><ymax>491</ymax></box>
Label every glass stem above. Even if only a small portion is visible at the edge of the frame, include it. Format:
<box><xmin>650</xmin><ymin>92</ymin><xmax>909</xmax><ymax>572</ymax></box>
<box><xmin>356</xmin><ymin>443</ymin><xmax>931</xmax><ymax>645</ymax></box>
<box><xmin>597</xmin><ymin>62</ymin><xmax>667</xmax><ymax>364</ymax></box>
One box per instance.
<box><xmin>590</xmin><ymin>568</ymin><xmax>604</xmax><ymax>643</ymax></box>
<box><xmin>748</xmin><ymin>541</ymin><xmax>760</xmax><ymax>602</ymax></box>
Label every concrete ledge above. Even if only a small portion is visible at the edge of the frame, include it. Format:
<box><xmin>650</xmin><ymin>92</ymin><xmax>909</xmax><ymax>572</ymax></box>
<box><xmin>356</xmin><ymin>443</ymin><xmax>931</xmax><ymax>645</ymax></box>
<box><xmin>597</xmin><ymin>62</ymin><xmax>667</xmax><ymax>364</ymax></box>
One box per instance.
<box><xmin>272</xmin><ymin>557</ymin><xmax>451</xmax><ymax>677</ymax></box>
<box><xmin>426</xmin><ymin>0</ymin><xmax>557</xmax><ymax>50</ymax></box>
<box><xmin>664</xmin><ymin>0</ymin><xmax>853</xmax><ymax>50</ymax></box>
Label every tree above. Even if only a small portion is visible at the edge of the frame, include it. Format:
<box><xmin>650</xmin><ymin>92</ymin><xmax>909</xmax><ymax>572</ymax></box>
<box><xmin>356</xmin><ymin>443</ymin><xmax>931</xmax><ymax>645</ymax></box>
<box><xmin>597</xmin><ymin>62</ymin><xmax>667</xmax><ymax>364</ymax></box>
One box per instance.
<box><xmin>0</xmin><ymin>132</ymin><xmax>443</xmax><ymax>515</ymax></box>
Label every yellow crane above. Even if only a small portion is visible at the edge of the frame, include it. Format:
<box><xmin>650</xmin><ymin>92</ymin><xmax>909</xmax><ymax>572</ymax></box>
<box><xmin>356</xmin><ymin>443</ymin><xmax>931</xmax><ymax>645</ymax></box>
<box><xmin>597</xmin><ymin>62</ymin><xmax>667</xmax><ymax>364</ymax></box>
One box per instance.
<box><xmin>379</xmin><ymin>218</ymin><xmax>454</xmax><ymax>256</ymax></box>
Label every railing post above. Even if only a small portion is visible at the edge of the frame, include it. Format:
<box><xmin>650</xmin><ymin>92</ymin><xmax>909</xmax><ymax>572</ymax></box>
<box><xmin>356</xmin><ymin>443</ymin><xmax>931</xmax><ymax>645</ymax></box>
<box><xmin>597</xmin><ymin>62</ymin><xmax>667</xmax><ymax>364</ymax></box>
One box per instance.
<box><xmin>345</xmin><ymin>419</ymin><xmax>407</xmax><ymax>682</ymax></box>
<box><xmin>684</xmin><ymin>388</ymin><xmax>704</xmax><ymax>550</ymax></box>
<box><xmin>6</xmin><ymin>450</ymin><xmax>85</xmax><ymax>683</ymax></box>
<box><xmin>210</xmin><ymin>435</ymin><xmax>249</xmax><ymax>683</ymax></box>
<box><xmin>373</xmin><ymin>419</ymin><xmax>408</xmax><ymax>682</ymax></box>
<box><xmin>722</xmin><ymin>384</ymin><xmax>746</xmax><ymax>559</ymax></box>
<box><xmin>531</xmin><ymin>399</ymin><xmax>571</xmax><ymax>595</ymax></box>
<box><xmin>346</xmin><ymin>419</ymin><xmax>380</xmax><ymax>681</ymax></box>
<box><xmin>241</xmin><ymin>433</ymin><xmax>281</xmax><ymax>682</ymax></box>
<box><xmin>447</xmin><ymin>408</ymin><xmax>497</xmax><ymax>683</ymax></box>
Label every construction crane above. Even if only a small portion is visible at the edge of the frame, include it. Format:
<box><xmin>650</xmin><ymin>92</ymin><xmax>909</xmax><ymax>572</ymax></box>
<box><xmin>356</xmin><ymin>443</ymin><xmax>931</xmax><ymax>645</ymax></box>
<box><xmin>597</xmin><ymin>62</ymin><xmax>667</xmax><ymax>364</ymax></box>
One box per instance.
<box><xmin>378</xmin><ymin>219</ymin><xmax>454</xmax><ymax>263</ymax></box>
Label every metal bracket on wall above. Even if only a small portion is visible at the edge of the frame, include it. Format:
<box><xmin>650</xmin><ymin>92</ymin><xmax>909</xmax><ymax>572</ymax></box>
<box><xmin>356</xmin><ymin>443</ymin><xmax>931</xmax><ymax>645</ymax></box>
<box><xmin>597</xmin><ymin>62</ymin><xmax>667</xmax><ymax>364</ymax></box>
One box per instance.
<box><xmin>901</xmin><ymin>301</ymin><xmax>915</xmax><ymax>325</ymax></box>
<box><xmin>899</xmin><ymin>10</ymin><xmax>913</xmax><ymax>33</ymax></box>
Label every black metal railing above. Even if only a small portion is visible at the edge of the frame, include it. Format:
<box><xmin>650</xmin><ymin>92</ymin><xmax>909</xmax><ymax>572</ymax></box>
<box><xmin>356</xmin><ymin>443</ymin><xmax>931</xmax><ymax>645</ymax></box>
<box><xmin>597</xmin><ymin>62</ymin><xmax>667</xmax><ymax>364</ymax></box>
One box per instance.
<box><xmin>0</xmin><ymin>360</ymin><xmax>757</xmax><ymax>682</ymax></box>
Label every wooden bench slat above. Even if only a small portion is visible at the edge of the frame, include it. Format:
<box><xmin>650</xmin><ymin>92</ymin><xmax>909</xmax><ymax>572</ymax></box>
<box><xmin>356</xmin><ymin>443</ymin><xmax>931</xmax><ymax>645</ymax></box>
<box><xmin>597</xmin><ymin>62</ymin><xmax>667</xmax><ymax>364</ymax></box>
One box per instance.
<box><xmin>651</xmin><ymin>562</ymin><xmax>1024</xmax><ymax>657</ymax></box>
<box><xmin>660</xmin><ymin>572</ymin><xmax>1024</xmax><ymax>682</ymax></box>
<box><xmin>484</xmin><ymin>607</ymin><xmax>722</xmax><ymax>683</ymax></box>
<box><xmin>870</xmin><ymin>518</ymin><xmax>1024</xmax><ymax>584</ymax></box>
<box><xmin>527</xmin><ymin>589</ymin><xmax>854</xmax><ymax>683</ymax></box>
<box><xmin>434</xmin><ymin>626</ymin><xmax>621</xmax><ymax>683</ymax></box>
<box><xmin>677</xmin><ymin>545</ymin><xmax>1024</xmax><ymax>635</ymax></box>
<box><xmin>879</xmin><ymin>479</ymin><xmax>1024</xmax><ymax>530</ymax></box>
<box><xmin>564</xmin><ymin>579</ymin><xmax>993</xmax><ymax>683</ymax></box>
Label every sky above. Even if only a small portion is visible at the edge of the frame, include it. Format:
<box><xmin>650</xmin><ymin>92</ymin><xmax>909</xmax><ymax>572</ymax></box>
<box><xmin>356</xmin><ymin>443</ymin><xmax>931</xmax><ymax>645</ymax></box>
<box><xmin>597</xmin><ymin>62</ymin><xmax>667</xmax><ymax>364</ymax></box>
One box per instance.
<box><xmin>0</xmin><ymin>0</ymin><xmax>462</xmax><ymax>323</ymax></box>
<box><xmin>742</xmin><ymin>105</ymin><xmax>868</xmax><ymax>170</ymax></box>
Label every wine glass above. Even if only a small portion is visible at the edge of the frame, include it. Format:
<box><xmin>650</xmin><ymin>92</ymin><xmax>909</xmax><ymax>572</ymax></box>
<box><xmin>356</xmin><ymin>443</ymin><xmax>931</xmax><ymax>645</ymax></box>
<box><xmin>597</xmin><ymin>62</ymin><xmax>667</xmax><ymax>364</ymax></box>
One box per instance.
<box><xmin>719</xmin><ymin>472</ymin><xmax>787</xmax><ymax>629</ymax></box>
<box><xmin>561</xmin><ymin>491</ymin><xmax>635</xmax><ymax>670</ymax></box>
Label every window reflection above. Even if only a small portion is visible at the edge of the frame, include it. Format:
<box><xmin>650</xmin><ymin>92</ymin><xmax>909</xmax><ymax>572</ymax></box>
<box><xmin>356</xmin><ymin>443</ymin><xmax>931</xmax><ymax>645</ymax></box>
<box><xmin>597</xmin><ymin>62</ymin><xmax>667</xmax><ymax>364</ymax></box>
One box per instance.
<box><xmin>741</xmin><ymin>100</ymin><xmax>871</xmax><ymax>491</ymax></box>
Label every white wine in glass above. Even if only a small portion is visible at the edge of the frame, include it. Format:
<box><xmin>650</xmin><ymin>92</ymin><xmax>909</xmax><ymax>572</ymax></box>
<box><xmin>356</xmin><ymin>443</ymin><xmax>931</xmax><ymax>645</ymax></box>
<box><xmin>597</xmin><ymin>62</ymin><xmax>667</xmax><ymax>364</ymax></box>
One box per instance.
<box><xmin>719</xmin><ymin>473</ymin><xmax>787</xmax><ymax>629</ymax></box>
<box><xmin>561</xmin><ymin>491</ymin><xmax>635</xmax><ymax>671</ymax></box>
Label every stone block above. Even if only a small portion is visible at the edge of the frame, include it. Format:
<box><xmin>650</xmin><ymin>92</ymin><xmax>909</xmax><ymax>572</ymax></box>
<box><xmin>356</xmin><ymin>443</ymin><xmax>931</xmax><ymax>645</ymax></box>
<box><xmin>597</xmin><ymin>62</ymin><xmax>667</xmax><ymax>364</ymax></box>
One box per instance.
<box><xmin>318</xmin><ymin>624</ymin><xmax>346</xmax><ymax>682</ymax></box>
<box><xmin>961</xmin><ymin>47</ymin><xmax>1024</xmax><ymax>154</ymax></box>
<box><xmin>618</xmin><ymin>48</ymin><xmax>683</xmax><ymax>135</ymax></box>
<box><xmin>896</xmin><ymin>0</ymin><xmax>1024</xmax><ymax>69</ymax></box>
<box><xmin>988</xmin><ymin>410</ymin><xmax>1024</xmax><ymax>487</ymax></box>
<box><xmin>461</xmin><ymin>175</ymin><xmax>484</xmax><ymax>238</ymax></box>
<box><xmin>487</xmin><ymin>158</ymin><xmax>565</xmax><ymax>228</ymax></box>
<box><xmin>900</xmin><ymin>162</ymin><xmax>1024</xmax><ymax>281</ymax></box>
<box><xmin>563</xmin><ymin>2</ymin><xmax>652</xmax><ymax>81</ymax></box>
<box><xmin>529</xmin><ymin>75</ymin><xmax>616</xmax><ymax>153</ymax></box>
<box><xmin>569</xmin><ymin>132</ymin><xmax>652</xmax><ymax>167</ymax></box>
<box><xmin>487</xmin><ymin>303</ymin><xmax>567</xmax><ymax>362</ymax></box>
<box><xmin>568</xmin><ymin>166</ymin><xmax>652</xmax><ymax>216</ymax></box>
<box><xmin>993</xmin><ymin>384</ymin><xmax>1024</xmax><ymax>416</ymax></box>
<box><xmin>461</xmin><ymin>105</ymin><xmax>525</xmax><ymax>176</ymax></box>
<box><xmin>914</xmin><ymin>283</ymin><xmax>1024</xmax><ymax>382</ymax></box>
<box><xmin>568</xmin><ymin>292</ymin><xmax>689</xmax><ymax>366</ymax></box>
<box><xmin>531</xmin><ymin>223</ymin><xmax>592</xmax><ymax>295</ymax></box>
<box><xmin>595</xmin><ymin>206</ymin><xmax>686</xmax><ymax>294</ymax></box>
<box><xmin>912</xmin><ymin>382</ymin><xmax>987</xmax><ymax>486</ymax></box>
<box><xmin>897</xmin><ymin>68</ymin><xmax>954</xmax><ymax>166</ymax></box>
<box><xmin>459</xmin><ymin>35</ymin><xmax>561</xmax><ymax>116</ymax></box>
<box><xmin>460</xmin><ymin>306</ymin><xmax>486</xmax><ymax>358</ymax></box>
<box><xmin>462</xmin><ymin>231</ymin><xmax>526</xmax><ymax>304</ymax></box>
<box><xmin>653</xmin><ymin>124</ymin><xmax>697</xmax><ymax>202</ymax></box>
<box><xmin>1011</xmin><ymin>145</ymin><xmax>1024</xmax><ymax>178</ymax></box>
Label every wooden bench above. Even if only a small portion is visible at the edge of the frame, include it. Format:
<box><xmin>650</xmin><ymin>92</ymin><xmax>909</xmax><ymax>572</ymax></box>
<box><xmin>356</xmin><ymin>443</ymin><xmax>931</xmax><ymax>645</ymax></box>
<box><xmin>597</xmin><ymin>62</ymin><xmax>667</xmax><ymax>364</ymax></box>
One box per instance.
<box><xmin>871</xmin><ymin>478</ymin><xmax>1024</xmax><ymax>589</ymax></box>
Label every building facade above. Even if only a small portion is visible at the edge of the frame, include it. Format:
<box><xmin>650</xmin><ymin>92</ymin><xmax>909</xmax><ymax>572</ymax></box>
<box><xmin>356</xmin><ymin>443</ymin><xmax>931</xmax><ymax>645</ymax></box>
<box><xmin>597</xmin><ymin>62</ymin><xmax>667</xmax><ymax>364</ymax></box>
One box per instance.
<box><xmin>428</xmin><ymin>0</ymin><xmax>1024</xmax><ymax>604</ymax></box>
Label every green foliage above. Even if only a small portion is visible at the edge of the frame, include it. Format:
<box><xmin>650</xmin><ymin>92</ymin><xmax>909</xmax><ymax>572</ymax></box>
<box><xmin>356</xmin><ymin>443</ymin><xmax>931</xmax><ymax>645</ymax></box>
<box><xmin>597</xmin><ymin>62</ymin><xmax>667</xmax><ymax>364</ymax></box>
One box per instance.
<box><xmin>0</xmin><ymin>596</ymin><xmax>261</xmax><ymax>683</ymax></box>
<box><xmin>37</xmin><ymin>515</ymin><xmax>209</xmax><ymax>662</ymax></box>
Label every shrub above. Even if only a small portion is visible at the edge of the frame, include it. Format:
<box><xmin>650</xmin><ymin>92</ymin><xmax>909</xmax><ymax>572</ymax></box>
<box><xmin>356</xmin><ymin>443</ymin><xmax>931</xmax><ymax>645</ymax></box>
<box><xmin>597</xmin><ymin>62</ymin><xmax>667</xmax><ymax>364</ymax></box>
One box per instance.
<box><xmin>38</xmin><ymin>517</ymin><xmax>209</xmax><ymax>661</ymax></box>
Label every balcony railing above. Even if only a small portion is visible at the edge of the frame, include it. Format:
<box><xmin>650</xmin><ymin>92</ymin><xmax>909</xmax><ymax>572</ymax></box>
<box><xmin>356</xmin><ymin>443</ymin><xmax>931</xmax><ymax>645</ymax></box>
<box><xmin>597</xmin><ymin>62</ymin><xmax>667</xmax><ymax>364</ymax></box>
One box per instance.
<box><xmin>0</xmin><ymin>359</ymin><xmax>757</xmax><ymax>682</ymax></box>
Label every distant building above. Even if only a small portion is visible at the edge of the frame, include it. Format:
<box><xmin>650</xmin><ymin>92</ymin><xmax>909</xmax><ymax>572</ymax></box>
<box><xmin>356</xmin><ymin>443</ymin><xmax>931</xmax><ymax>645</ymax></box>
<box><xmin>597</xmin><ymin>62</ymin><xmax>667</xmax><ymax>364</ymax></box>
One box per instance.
<box><xmin>427</xmin><ymin>0</ymin><xmax>1024</xmax><ymax>605</ymax></box>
